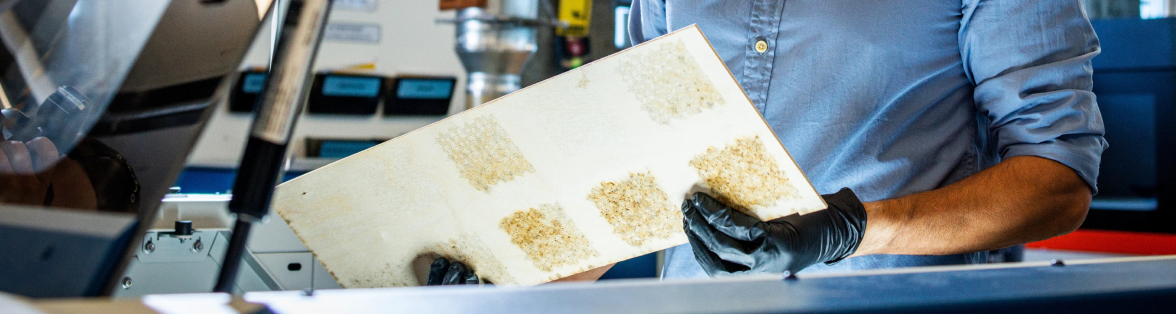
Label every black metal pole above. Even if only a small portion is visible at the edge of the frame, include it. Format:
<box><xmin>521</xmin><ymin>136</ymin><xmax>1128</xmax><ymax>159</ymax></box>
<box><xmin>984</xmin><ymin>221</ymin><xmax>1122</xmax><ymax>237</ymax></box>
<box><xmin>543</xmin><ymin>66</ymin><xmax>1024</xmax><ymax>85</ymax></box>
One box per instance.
<box><xmin>213</xmin><ymin>221</ymin><xmax>254</xmax><ymax>293</ymax></box>
<box><xmin>213</xmin><ymin>0</ymin><xmax>333</xmax><ymax>294</ymax></box>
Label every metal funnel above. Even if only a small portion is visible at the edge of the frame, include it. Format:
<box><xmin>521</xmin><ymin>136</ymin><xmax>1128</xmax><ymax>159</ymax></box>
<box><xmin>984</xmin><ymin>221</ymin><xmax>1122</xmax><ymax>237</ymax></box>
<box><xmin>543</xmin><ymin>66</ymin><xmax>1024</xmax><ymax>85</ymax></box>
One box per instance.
<box><xmin>452</xmin><ymin>0</ymin><xmax>541</xmax><ymax>109</ymax></box>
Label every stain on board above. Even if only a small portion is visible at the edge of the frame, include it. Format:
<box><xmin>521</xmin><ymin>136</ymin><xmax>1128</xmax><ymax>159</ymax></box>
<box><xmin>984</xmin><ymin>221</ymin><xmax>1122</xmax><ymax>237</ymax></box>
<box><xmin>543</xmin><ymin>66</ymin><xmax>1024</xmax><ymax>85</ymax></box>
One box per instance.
<box><xmin>500</xmin><ymin>203</ymin><xmax>599</xmax><ymax>272</ymax></box>
<box><xmin>588</xmin><ymin>172</ymin><xmax>682</xmax><ymax>246</ymax></box>
<box><xmin>690</xmin><ymin>136</ymin><xmax>798</xmax><ymax>214</ymax></box>
<box><xmin>437</xmin><ymin>115</ymin><xmax>535</xmax><ymax>191</ymax></box>
<box><xmin>577</xmin><ymin>71</ymin><xmax>589</xmax><ymax>88</ymax></box>
<box><xmin>619</xmin><ymin>39</ymin><xmax>725</xmax><ymax>124</ymax></box>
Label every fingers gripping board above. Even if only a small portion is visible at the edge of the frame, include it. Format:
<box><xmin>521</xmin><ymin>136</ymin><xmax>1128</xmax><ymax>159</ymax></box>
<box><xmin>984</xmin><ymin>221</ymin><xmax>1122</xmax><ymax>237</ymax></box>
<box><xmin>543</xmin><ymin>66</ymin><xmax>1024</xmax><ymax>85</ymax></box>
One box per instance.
<box><xmin>272</xmin><ymin>25</ymin><xmax>826</xmax><ymax>287</ymax></box>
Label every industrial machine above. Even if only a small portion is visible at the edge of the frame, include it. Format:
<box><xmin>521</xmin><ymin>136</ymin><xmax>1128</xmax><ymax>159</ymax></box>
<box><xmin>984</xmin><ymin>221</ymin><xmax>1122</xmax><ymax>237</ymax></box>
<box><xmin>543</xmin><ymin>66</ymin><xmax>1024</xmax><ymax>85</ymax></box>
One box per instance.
<box><xmin>0</xmin><ymin>0</ymin><xmax>270</xmax><ymax>297</ymax></box>
<box><xmin>114</xmin><ymin>193</ymin><xmax>339</xmax><ymax>297</ymax></box>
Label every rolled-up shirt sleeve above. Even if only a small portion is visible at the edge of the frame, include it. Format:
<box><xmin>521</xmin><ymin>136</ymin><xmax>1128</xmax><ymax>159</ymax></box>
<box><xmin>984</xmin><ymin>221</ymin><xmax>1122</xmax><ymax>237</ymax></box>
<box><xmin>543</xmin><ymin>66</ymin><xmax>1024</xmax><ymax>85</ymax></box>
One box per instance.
<box><xmin>960</xmin><ymin>0</ymin><xmax>1108</xmax><ymax>192</ymax></box>
<box><xmin>628</xmin><ymin>0</ymin><xmax>668</xmax><ymax>45</ymax></box>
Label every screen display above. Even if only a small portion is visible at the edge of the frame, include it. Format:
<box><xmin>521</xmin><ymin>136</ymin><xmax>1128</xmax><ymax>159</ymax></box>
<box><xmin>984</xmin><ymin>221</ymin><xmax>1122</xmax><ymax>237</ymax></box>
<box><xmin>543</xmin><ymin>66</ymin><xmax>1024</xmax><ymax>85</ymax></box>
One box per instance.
<box><xmin>319</xmin><ymin>140</ymin><xmax>378</xmax><ymax>158</ymax></box>
<box><xmin>242</xmin><ymin>73</ymin><xmax>267</xmax><ymax>93</ymax></box>
<box><xmin>322</xmin><ymin>76</ymin><xmax>381</xmax><ymax>97</ymax></box>
<box><xmin>397</xmin><ymin>79</ymin><xmax>454</xmax><ymax>99</ymax></box>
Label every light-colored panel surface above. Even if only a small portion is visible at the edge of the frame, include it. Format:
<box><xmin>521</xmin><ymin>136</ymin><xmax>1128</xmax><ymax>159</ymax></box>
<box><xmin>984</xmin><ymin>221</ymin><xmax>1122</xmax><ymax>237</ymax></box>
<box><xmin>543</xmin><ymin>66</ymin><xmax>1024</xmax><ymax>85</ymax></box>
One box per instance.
<box><xmin>272</xmin><ymin>26</ymin><xmax>825</xmax><ymax>288</ymax></box>
<box><xmin>114</xmin><ymin>253</ymin><xmax>222</xmax><ymax>298</ymax></box>
<box><xmin>0</xmin><ymin>293</ymin><xmax>41</xmax><ymax>314</ymax></box>
<box><xmin>248</xmin><ymin>210</ymin><xmax>311</xmax><ymax>254</ymax></box>
<box><xmin>254</xmin><ymin>253</ymin><xmax>315</xmax><ymax>290</ymax></box>
<box><xmin>312</xmin><ymin>258</ymin><xmax>343</xmax><ymax>289</ymax></box>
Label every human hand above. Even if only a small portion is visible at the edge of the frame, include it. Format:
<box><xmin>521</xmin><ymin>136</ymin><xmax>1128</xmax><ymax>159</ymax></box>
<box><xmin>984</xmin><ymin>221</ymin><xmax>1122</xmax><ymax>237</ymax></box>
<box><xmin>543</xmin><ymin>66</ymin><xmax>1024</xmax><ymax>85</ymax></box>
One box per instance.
<box><xmin>426</xmin><ymin>257</ymin><xmax>483</xmax><ymax>285</ymax></box>
<box><xmin>0</xmin><ymin>136</ymin><xmax>97</xmax><ymax>209</ymax></box>
<box><xmin>682</xmin><ymin>188</ymin><xmax>867</xmax><ymax>276</ymax></box>
<box><xmin>0</xmin><ymin>137</ymin><xmax>59</xmax><ymax>205</ymax></box>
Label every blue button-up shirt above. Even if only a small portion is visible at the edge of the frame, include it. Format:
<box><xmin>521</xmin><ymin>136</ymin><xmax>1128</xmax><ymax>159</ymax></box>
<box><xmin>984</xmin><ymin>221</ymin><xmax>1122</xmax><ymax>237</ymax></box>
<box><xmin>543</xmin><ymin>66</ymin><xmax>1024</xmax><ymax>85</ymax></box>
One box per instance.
<box><xmin>629</xmin><ymin>0</ymin><xmax>1107</xmax><ymax>278</ymax></box>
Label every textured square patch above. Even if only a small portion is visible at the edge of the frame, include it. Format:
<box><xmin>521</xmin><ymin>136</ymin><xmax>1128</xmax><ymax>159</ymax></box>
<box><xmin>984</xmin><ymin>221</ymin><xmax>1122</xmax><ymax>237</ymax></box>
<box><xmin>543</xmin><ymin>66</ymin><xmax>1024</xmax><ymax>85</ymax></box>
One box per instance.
<box><xmin>619</xmin><ymin>39</ymin><xmax>725</xmax><ymax>124</ymax></box>
<box><xmin>588</xmin><ymin>172</ymin><xmax>682</xmax><ymax>246</ymax></box>
<box><xmin>499</xmin><ymin>204</ymin><xmax>599</xmax><ymax>272</ymax></box>
<box><xmin>690</xmin><ymin>136</ymin><xmax>799</xmax><ymax>213</ymax></box>
<box><xmin>437</xmin><ymin>115</ymin><xmax>535</xmax><ymax>191</ymax></box>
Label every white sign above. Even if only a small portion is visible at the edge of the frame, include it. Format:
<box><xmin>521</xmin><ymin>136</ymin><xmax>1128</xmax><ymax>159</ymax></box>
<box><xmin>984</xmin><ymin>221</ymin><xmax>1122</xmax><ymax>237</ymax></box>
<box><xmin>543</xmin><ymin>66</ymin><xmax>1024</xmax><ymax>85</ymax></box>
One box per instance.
<box><xmin>324</xmin><ymin>22</ymin><xmax>381</xmax><ymax>44</ymax></box>
<box><xmin>333</xmin><ymin>0</ymin><xmax>377</xmax><ymax>12</ymax></box>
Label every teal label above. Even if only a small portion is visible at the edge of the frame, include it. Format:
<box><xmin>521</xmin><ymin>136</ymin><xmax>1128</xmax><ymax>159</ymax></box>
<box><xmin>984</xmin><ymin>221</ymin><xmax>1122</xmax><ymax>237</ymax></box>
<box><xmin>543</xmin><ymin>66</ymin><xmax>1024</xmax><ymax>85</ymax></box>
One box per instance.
<box><xmin>322</xmin><ymin>76</ymin><xmax>381</xmax><ymax>97</ymax></box>
<box><xmin>397</xmin><ymin>79</ymin><xmax>453</xmax><ymax>99</ymax></box>
<box><xmin>319</xmin><ymin>140</ymin><xmax>377</xmax><ymax>158</ymax></box>
<box><xmin>242</xmin><ymin>73</ymin><xmax>267</xmax><ymax>93</ymax></box>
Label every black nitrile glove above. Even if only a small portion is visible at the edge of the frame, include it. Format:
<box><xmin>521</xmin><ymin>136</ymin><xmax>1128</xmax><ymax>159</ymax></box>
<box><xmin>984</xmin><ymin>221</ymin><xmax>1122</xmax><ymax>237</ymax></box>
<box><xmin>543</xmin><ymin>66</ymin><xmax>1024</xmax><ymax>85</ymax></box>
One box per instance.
<box><xmin>683</xmin><ymin>187</ymin><xmax>867</xmax><ymax>276</ymax></box>
<box><xmin>426</xmin><ymin>257</ymin><xmax>481</xmax><ymax>285</ymax></box>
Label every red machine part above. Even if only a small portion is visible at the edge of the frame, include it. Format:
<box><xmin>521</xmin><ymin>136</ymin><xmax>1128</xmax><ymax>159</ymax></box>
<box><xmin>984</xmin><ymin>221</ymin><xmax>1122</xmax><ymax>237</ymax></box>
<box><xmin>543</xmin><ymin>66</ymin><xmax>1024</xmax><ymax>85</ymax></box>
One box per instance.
<box><xmin>1027</xmin><ymin>229</ymin><xmax>1176</xmax><ymax>255</ymax></box>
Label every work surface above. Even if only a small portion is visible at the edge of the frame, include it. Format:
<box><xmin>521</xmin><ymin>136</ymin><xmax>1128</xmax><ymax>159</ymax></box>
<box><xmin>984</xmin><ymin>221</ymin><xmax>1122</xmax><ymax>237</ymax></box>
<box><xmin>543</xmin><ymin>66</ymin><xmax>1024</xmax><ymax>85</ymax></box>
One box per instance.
<box><xmin>237</xmin><ymin>255</ymin><xmax>1176</xmax><ymax>313</ymax></box>
<box><xmin>23</xmin><ymin>255</ymin><xmax>1176</xmax><ymax>313</ymax></box>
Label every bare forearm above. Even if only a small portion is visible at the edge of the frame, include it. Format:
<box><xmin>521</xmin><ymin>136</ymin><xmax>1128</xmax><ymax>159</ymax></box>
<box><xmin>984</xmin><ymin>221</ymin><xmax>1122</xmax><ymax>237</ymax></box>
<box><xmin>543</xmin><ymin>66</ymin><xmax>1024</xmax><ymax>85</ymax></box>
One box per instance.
<box><xmin>853</xmin><ymin>156</ymin><xmax>1092</xmax><ymax>256</ymax></box>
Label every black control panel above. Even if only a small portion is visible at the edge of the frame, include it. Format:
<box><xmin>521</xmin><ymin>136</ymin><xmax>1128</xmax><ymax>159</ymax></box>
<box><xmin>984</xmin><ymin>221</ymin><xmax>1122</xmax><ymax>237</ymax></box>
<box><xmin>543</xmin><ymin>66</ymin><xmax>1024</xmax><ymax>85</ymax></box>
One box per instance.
<box><xmin>384</xmin><ymin>76</ymin><xmax>456</xmax><ymax>116</ymax></box>
<box><xmin>229</xmin><ymin>70</ymin><xmax>267</xmax><ymax>113</ymax></box>
<box><xmin>307</xmin><ymin>73</ymin><xmax>384</xmax><ymax>115</ymax></box>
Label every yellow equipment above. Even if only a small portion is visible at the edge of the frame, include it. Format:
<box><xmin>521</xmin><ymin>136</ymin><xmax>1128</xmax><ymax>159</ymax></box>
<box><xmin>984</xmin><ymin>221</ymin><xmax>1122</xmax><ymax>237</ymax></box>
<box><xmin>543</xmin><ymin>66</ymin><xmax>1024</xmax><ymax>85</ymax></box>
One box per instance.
<box><xmin>556</xmin><ymin>0</ymin><xmax>592</xmax><ymax>37</ymax></box>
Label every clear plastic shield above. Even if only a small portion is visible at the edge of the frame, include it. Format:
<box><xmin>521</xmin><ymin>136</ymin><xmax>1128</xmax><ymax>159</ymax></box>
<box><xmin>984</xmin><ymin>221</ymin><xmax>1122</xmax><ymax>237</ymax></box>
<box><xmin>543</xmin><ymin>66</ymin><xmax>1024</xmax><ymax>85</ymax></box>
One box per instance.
<box><xmin>0</xmin><ymin>0</ymin><xmax>169</xmax><ymax>209</ymax></box>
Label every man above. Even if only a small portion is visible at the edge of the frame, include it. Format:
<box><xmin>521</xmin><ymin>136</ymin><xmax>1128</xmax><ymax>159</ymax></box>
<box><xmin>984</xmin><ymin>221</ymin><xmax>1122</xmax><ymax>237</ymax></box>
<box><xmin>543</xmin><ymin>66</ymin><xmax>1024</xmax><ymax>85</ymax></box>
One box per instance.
<box><xmin>633</xmin><ymin>0</ymin><xmax>1106</xmax><ymax>278</ymax></box>
<box><xmin>428</xmin><ymin>0</ymin><xmax>1106</xmax><ymax>283</ymax></box>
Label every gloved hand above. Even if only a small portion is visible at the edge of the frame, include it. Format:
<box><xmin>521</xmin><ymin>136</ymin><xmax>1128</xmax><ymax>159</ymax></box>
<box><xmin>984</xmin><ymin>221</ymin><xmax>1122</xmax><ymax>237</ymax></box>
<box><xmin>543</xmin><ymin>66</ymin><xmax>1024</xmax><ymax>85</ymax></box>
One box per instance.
<box><xmin>683</xmin><ymin>188</ymin><xmax>867</xmax><ymax>276</ymax></box>
<box><xmin>426</xmin><ymin>257</ymin><xmax>482</xmax><ymax>285</ymax></box>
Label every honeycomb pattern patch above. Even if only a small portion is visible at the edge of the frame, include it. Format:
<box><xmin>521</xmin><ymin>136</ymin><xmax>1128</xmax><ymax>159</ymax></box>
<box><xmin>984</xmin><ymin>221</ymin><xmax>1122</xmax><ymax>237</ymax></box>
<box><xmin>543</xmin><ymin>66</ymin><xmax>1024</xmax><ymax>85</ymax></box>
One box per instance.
<box><xmin>499</xmin><ymin>204</ymin><xmax>599</xmax><ymax>272</ymax></box>
<box><xmin>433</xmin><ymin>234</ymin><xmax>515</xmax><ymax>284</ymax></box>
<box><xmin>588</xmin><ymin>172</ymin><xmax>682</xmax><ymax>246</ymax></box>
<box><xmin>437</xmin><ymin>115</ymin><xmax>535</xmax><ymax>191</ymax></box>
<box><xmin>690</xmin><ymin>136</ymin><xmax>798</xmax><ymax>214</ymax></box>
<box><xmin>619</xmin><ymin>39</ymin><xmax>725</xmax><ymax>124</ymax></box>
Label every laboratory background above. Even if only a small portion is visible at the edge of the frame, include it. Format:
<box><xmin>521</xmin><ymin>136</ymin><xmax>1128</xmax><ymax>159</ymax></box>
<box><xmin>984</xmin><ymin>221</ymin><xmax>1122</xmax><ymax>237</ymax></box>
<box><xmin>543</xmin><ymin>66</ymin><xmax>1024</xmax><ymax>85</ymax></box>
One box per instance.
<box><xmin>0</xmin><ymin>0</ymin><xmax>1174</xmax><ymax>313</ymax></box>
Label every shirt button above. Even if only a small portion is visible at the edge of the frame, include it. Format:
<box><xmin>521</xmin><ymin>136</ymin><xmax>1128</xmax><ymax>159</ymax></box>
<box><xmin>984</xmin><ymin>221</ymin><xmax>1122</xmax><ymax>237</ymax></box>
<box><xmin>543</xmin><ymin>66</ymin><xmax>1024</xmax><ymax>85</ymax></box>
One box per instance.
<box><xmin>754</xmin><ymin>40</ymin><xmax>768</xmax><ymax>53</ymax></box>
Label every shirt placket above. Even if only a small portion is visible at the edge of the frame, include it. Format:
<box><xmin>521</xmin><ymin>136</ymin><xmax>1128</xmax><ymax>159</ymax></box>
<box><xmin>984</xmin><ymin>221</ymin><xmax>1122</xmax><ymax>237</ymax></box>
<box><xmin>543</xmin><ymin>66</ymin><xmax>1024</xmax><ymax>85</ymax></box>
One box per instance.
<box><xmin>741</xmin><ymin>0</ymin><xmax>786</xmax><ymax>114</ymax></box>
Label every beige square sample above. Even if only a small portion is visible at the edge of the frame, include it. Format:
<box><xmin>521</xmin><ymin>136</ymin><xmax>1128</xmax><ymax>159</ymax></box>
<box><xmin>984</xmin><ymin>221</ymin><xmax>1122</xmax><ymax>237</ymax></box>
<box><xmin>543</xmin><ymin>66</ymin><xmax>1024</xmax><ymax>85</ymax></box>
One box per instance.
<box><xmin>691</xmin><ymin>136</ymin><xmax>800</xmax><ymax>216</ymax></box>
<box><xmin>500</xmin><ymin>203</ymin><xmax>600</xmax><ymax>272</ymax></box>
<box><xmin>589</xmin><ymin>172</ymin><xmax>682</xmax><ymax>246</ymax></box>
<box><xmin>272</xmin><ymin>25</ymin><xmax>826</xmax><ymax>288</ymax></box>
<box><xmin>437</xmin><ymin>115</ymin><xmax>535</xmax><ymax>191</ymax></box>
<box><xmin>619</xmin><ymin>39</ymin><xmax>725</xmax><ymax>123</ymax></box>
